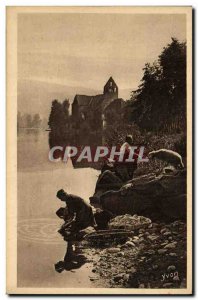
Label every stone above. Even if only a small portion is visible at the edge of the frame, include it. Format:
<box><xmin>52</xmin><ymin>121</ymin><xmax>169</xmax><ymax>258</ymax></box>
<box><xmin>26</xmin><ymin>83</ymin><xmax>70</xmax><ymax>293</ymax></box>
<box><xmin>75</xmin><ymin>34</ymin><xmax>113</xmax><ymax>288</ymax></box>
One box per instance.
<box><xmin>172</xmin><ymin>221</ymin><xmax>180</xmax><ymax>227</ymax></box>
<box><xmin>152</xmin><ymin>222</ymin><xmax>160</xmax><ymax>228</ymax></box>
<box><xmin>113</xmin><ymin>273</ymin><xmax>125</xmax><ymax>282</ymax></box>
<box><xmin>152</xmin><ymin>264</ymin><xmax>158</xmax><ymax>270</ymax></box>
<box><xmin>158</xmin><ymin>249</ymin><xmax>168</xmax><ymax>254</ymax></box>
<box><xmin>109</xmin><ymin>214</ymin><xmax>152</xmax><ymax>231</ymax></box>
<box><xmin>117</xmin><ymin>251</ymin><xmax>125</xmax><ymax>257</ymax></box>
<box><xmin>147</xmin><ymin>234</ymin><xmax>158</xmax><ymax>241</ymax></box>
<box><xmin>107</xmin><ymin>247</ymin><xmax>121</xmax><ymax>253</ymax></box>
<box><xmin>145</xmin><ymin>250</ymin><xmax>155</xmax><ymax>255</ymax></box>
<box><xmin>160</xmin><ymin>228</ymin><xmax>167</xmax><ymax>234</ymax></box>
<box><xmin>163</xmin><ymin>283</ymin><xmax>173</xmax><ymax>288</ymax></box>
<box><xmin>125</xmin><ymin>241</ymin><xmax>136</xmax><ymax>247</ymax></box>
<box><xmin>169</xmin><ymin>252</ymin><xmax>177</xmax><ymax>257</ymax></box>
<box><xmin>163</xmin><ymin>231</ymin><xmax>172</xmax><ymax>236</ymax></box>
<box><xmin>164</xmin><ymin>242</ymin><xmax>177</xmax><ymax>249</ymax></box>
<box><xmin>89</xmin><ymin>276</ymin><xmax>99</xmax><ymax>281</ymax></box>
<box><xmin>132</xmin><ymin>239</ymin><xmax>139</xmax><ymax>244</ymax></box>
<box><xmin>139</xmin><ymin>237</ymin><xmax>145</xmax><ymax>243</ymax></box>
<box><xmin>161</xmin><ymin>242</ymin><xmax>168</xmax><ymax>246</ymax></box>
<box><xmin>96</xmin><ymin>170</ymin><xmax>186</xmax><ymax>222</ymax></box>
<box><xmin>167</xmin><ymin>265</ymin><xmax>176</xmax><ymax>272</ymax></box>
<box><xmin>123</xmin><ymin>274</ymin><xmax>130</xmax><ymax>281</ymax></box>
<box><xmin>130</xmin><ymin>267</ymin><xmax>137</xmax><ymax>274</ymax></box>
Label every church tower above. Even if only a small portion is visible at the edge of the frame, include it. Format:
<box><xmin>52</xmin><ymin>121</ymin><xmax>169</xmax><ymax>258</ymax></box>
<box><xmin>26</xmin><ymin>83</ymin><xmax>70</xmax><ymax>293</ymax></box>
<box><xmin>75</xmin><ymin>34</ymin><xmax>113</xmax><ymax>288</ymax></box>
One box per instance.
<box><xmin>103</xmin><ymin>77</ymin><xmax>118</xmax><ymax>98</ymax></box>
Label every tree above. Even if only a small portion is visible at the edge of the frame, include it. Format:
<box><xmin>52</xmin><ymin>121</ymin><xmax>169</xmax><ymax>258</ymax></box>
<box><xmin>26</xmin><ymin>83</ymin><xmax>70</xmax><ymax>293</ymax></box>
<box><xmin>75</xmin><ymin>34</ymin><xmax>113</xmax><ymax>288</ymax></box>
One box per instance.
<box><xmin>48</xmin><ymin>100</ymin><xmax>63</xmax><ymax>130</ymax></box>
<box><xmin>26</xmin><ymin>114</ymin><xmax>32</xmax><ymax>128</ymax></box>
<box><xmin>62</xmin><ymin>99</ymin><xmax>70</xmax><ymax>118</ymax></box>
<box><xmin>128</xmin><ymin>38</ymin><xmax>186</xmax><ymax>133</ymax></box>
<box><xmin>48</xmin><ymin>99</ymin><xmax>71</xmax><ymax>148</ymax></box>
<box><xmin>17</xmin><ymin>111</ymin><xmax>22</xmax><ymax>128</ymax></box>
<box><xmin>32</xmin><ymin>113</ymin><xmax>42</xmax><ymax>128</ymax></box>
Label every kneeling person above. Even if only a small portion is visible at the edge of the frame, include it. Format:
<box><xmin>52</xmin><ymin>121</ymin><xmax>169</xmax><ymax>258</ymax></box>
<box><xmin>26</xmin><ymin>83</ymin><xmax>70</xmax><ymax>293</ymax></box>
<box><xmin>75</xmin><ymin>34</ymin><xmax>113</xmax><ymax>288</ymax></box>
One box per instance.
<box><xmin>56</xmin><ymin>189</ymin><xmax>96</xmax><ymax>233</ymax></box>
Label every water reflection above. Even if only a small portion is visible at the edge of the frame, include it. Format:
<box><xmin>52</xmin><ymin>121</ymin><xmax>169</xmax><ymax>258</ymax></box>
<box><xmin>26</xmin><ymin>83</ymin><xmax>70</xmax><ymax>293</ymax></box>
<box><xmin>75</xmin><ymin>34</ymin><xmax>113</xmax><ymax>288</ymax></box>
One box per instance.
<box><xmin>18</xmin><ymin>218</ymin><xmax>62</xmax><ymax>245</ymax></box>
<box><xmin>55</xmin><ymin>241</ymin><xmax>88</xmax><ymax>273</ymax></box>
<box><xmin>17</xmin><ymin>129</ymin><xmax>98</xmax><ymax>287</ymax></box>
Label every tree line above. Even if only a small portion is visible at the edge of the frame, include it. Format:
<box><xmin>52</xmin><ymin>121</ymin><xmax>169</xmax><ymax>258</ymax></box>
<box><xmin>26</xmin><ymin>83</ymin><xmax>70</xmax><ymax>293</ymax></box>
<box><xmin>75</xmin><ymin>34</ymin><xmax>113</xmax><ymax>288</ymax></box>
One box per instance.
<box><xmin>47</xmin><ymin>37</ymin><xmax>186</xmax><ymax>148</ymax></box>
<box><xmin>17</xmin><ymin>112</ymin><xmax>47</xmax><ymax>129</ymax></box>
<box><xmin>125</xmin><ymin>37</ymin><xmax>186</xmax><ymax>133</ymax></box>
<box><xmin>48</xmin><ymin>99</ymin><xmax>70</xmax><ymax>147</ymax></box>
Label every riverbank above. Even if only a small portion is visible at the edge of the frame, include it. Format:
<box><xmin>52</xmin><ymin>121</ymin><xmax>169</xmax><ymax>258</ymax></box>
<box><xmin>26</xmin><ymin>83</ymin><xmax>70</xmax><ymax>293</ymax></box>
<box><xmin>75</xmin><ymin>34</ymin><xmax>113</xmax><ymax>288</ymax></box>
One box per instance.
<box><xmin>81</xmin><ymin>219</ymin><xmax>186</xmax><ymax>289</ymax></box>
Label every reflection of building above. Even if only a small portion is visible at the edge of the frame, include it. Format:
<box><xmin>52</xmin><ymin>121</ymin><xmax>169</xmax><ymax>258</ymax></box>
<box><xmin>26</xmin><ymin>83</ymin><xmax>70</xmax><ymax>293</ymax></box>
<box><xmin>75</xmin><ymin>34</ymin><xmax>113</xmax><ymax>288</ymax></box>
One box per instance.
<box><xmin>72</xmin><ymin>77</ymin><xmax>124</xmax><ymax>130</ymax></box>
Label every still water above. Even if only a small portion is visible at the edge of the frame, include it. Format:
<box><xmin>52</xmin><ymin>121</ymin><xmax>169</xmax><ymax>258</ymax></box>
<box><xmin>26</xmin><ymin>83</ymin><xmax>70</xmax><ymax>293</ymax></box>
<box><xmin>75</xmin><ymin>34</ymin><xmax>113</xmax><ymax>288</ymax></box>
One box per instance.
<box><xmin>17</xmin><ymin>129</ymin><xmax>99</xmax><ymax>287</ymax></box>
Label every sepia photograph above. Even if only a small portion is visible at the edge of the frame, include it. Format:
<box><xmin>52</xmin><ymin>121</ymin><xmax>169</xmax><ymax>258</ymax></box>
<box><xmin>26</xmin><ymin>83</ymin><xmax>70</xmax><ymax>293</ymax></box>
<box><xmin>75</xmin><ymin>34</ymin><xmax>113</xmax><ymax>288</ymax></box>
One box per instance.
<box><xmin>6</xmin><ymin>6</ymin><xmax>192</xmax><ymax>294</ymax></box>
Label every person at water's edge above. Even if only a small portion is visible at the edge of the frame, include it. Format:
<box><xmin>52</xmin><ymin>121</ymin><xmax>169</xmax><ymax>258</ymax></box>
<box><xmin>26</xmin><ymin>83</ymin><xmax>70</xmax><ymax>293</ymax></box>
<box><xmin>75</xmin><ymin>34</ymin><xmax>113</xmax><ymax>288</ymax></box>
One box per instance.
<box><xmin>56</xmin><ymin>189</ymin><xmax>96</xmax><ymax>234</ymax></box>
<box><xmin>115</xmin><ymin>135</ymin><xmax>138</xmax><ymax>181</ymax></box>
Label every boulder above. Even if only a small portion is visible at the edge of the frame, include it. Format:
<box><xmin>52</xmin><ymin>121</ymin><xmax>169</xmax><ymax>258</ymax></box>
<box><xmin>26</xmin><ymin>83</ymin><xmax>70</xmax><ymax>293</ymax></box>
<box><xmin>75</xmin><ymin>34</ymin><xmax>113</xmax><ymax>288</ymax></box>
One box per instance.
<box><xmin>97</xmin><ymin>170</ymin><xmax>186</xmax><ymax>222</ymax></box>
<box><xmin>90</xmin><ymin>170</ymin><xmax>123</xmax><ymax>206</ymax></box>
<box><xmin>109</xmin><ymin>214</ymin><xmax>151</xmax><ymax>231</ymax></box>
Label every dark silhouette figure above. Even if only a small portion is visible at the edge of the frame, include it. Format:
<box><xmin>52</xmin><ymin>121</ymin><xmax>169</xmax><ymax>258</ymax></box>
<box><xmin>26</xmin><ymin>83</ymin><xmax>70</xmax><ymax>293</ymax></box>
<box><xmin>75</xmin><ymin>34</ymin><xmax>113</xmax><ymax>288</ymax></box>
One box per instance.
<box><xmin>55</xmin><ymin>240</ymin><xmax>88</xmax><ymax>273</ymax></box>
<box><xmin>56</xmin><ymin>189</ymin><xmax>96</xmax><ymax>234</ymax></box>
<box><xmin>115</xmin><ymin>135</ymin><xmax>137</xmax><ymax>181</ymax></box>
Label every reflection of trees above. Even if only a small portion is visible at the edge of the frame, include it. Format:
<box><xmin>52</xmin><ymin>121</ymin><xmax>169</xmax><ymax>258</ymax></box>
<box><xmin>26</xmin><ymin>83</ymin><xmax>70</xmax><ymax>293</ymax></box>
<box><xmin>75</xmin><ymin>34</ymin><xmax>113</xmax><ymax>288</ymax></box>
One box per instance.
<box><xmin>48</xmin><ymin>98</ymin><xmax>103</xmax><ymax>150</ymax></box>
<box><xmin>17</xmin><ymin>112</ymin><xmax>44</xmax><ymax>129</ymax></box>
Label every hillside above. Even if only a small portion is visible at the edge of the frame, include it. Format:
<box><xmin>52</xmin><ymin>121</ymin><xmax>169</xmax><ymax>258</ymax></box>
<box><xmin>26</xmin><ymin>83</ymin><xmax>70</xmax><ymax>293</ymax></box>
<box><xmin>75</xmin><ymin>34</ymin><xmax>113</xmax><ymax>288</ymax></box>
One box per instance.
<box><xmin>17</xmin><ymin>79</ymin><xmax>100</xmax><ymax>118</ymax></box>
<box><xmin>17</xmin><ymin>79</ymin><xmax>131</xmax><ymax>119</ymax></box>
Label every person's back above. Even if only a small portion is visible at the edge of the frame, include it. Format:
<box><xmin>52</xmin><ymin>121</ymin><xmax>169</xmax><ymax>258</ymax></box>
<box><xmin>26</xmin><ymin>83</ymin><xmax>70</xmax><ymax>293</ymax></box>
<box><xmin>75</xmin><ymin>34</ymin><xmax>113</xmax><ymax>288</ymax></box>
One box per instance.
<box><xmin>116</xmin><ymin>135</ymin><xmax>137</xmax><ymax>181</ymax></box>
<box><xmin>56</xmin><ymin>189</ymin><xmax>96</xmax><ymax>231</ymax></box>
<box><xmin>66</xmin><ymin>194</ymin><xmax>91</xmax><ymax>212</ymax></box>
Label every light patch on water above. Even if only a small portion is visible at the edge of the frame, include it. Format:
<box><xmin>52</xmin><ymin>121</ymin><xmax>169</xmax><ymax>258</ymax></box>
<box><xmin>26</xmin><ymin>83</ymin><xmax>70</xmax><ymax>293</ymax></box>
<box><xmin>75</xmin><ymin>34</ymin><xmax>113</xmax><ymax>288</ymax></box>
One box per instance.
<box><xmin>17</xmin><ymin>130</ymin><xmax>100</xmax><ymax>287</ymax></box>
<box><xmin>18</xmin><ymin>218</ymin><xmax>64</xmax><ymax>245</ymax></box>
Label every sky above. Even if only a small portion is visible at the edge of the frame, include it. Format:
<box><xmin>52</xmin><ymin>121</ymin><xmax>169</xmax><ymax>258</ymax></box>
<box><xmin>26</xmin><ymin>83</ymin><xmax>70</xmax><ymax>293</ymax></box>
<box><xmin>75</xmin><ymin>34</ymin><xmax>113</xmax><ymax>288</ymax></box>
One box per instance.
<box><xmin>18</xmin><ymin>13</ymin><xmax>186</xmax><ymax>99</ymax></box>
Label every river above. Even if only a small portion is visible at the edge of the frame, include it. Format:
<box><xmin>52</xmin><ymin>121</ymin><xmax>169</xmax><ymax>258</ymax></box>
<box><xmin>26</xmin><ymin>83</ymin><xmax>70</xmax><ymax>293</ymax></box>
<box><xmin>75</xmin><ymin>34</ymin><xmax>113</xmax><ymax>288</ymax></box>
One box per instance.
<box><xmin>17</xmin><ymin>129</ymin><xmax>99</xmax><ymax>287</ymax></box>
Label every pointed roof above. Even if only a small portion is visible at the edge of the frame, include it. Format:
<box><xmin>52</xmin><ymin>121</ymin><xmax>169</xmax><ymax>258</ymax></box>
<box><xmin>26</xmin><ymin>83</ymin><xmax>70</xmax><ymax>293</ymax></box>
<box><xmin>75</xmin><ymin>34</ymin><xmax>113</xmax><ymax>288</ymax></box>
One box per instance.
<box><xmin>104</xmin><ymin>76</ymin><xmax>118</xmax><ymax>89</ymax></box>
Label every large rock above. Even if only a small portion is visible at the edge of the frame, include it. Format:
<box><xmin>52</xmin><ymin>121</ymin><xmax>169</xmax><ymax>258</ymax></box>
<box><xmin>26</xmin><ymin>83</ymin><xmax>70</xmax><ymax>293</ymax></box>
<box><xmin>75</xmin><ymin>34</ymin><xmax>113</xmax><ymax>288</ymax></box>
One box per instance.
<box><xmin>98</xmin><ymin>170</ymin><xmax>186</xmax><ymax>222</ymax></box>
<box><xmin>109</xmin><ymin>214</ymin><xmax>151</xmax><ymax>231</ymax></box>
<box><xmin>90</xmin><ymin>170</ymin><xmax>123</xmax><ymax>205</ymax></box>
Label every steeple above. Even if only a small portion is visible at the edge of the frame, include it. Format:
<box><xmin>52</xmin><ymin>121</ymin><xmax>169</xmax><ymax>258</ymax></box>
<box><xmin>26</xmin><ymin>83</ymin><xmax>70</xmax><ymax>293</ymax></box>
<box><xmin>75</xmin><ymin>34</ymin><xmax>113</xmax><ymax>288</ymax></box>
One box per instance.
<box><xmin>103</xmin><ymin>77</ymin><xmax>118</xmax><ymax>98</ymax></box>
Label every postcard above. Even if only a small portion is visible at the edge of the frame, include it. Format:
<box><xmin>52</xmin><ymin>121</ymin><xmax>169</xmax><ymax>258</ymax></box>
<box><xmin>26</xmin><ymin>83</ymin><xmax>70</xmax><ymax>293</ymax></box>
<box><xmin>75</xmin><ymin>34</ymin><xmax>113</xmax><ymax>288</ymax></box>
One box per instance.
<box><xmin>7</xmin><ymin>6</ymin><xmax>192</xmax><ymax>294</ymax></box>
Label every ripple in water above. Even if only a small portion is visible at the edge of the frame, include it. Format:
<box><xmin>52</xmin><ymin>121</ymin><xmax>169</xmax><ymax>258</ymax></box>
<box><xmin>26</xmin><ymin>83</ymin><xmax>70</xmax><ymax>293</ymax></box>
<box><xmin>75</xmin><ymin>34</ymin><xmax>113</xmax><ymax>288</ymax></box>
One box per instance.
<box><xmin>18</xmin><ymin>218</ymin><xmax>64</xmax><ymax>244</ymax></box>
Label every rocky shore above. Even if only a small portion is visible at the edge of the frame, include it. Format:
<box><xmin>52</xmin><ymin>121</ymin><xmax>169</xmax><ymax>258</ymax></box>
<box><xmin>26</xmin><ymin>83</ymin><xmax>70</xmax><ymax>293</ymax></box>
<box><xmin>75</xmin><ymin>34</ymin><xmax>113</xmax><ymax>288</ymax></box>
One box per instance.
<box><xmin>82</xmin><ymin>219</ymin><xmax>186</xmax><ymax>289</ymax></box>
<box><xmin>57</xmin><ymin>164</ymin><xmax>187</xmax><ymax>289</ymax></box>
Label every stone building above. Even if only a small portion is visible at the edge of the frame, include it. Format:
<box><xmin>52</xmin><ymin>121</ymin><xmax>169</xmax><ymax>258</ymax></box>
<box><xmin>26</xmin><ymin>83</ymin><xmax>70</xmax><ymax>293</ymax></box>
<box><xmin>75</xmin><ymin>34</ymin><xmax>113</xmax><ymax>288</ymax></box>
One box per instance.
<box><xmin>72</xmin><ymin>77</ymin><xmax>124</xmax><ymax>130</ymax></box>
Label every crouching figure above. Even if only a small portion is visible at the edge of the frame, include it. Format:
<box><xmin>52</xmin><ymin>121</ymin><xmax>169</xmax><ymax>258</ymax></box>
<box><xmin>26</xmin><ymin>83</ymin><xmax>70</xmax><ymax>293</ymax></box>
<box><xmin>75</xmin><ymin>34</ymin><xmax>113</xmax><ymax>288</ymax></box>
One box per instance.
<box><xmin>56</xmin><ymin>189</ymin><xmax>96</xmax><ymax>235</ymax></box>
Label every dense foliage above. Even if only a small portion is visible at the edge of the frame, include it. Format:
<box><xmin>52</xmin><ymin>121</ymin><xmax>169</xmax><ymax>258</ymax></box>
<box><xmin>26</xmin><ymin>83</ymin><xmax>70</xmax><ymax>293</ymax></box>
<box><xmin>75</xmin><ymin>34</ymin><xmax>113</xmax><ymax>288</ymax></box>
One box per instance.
<box><xmin>126</xmin><ymin>38</ymin><xmax>186</xmax><ymax>133</ymax></box>
<box><xmin>48</xmin><ymin>99</ymin><xmax>70</xmax><ymax>147</ymax></box>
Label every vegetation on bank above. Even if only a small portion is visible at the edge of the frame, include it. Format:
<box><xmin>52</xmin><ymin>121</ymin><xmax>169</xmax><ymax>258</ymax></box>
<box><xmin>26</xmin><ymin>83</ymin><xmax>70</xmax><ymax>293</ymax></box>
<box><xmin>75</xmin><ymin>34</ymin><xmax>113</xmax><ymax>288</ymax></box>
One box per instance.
<box><xmin>124</xmin><ymin>38</ymin><xmax>186</xmax><ymax>133</ymax></box>
<box><xmin>47</xmin><ymin>38</ymin><xmax>186</xmax><ymax>168</ymax></box>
